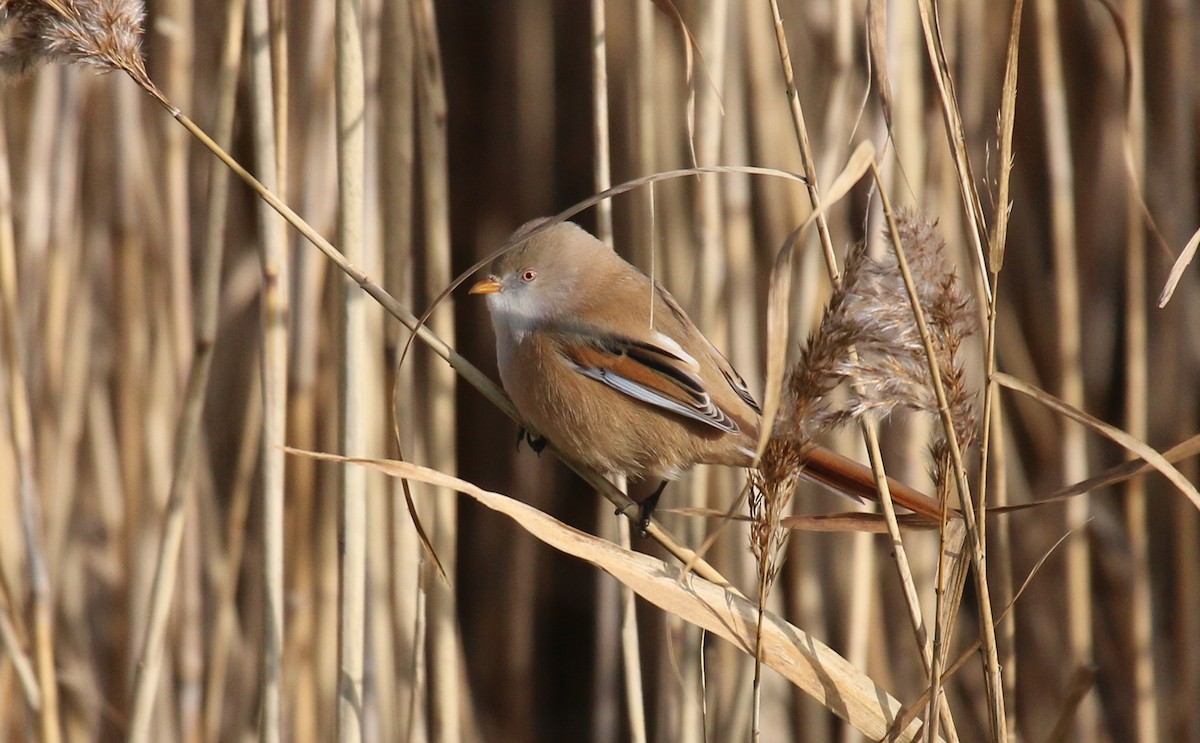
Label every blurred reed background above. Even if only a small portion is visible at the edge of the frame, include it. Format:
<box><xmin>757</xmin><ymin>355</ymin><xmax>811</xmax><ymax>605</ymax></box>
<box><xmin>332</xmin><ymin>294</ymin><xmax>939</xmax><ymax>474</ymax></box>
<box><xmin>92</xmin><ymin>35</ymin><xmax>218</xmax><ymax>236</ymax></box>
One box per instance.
<box><xmin>0</xmin><ymin>0</ymin><xmax>1197</xmax><ymax>742</ymax></box>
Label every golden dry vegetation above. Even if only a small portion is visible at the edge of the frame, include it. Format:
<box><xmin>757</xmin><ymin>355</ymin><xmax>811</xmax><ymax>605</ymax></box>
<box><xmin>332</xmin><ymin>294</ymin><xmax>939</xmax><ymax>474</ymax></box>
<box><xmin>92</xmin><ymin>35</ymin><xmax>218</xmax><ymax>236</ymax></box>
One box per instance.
<box><xmin>0</xmin><ymin>1</ymin><xmax>1196</xmax><ymax>742</ymax></box>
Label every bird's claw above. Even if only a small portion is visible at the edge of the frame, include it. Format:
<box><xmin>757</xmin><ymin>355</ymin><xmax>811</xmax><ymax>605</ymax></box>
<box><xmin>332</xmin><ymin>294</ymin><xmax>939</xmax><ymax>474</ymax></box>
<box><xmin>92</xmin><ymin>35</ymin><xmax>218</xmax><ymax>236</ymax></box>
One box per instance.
<box><xmin>616</xmin><ymin>481</ymin><xmax>669</xmax><ymax>537</ymax></box>
<box><xmin>613</xmin><ymin>501</ymin><xmax>652</xmax><ymax>537</ymax></box>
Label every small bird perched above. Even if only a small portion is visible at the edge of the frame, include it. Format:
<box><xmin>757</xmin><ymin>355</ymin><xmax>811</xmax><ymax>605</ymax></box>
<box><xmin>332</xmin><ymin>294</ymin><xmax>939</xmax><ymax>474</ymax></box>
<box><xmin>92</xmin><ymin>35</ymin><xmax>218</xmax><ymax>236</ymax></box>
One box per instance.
<box><xmin>470</xmin><ymin>219</ymin><xmax>942</xmax><ymax>529</ymax></box>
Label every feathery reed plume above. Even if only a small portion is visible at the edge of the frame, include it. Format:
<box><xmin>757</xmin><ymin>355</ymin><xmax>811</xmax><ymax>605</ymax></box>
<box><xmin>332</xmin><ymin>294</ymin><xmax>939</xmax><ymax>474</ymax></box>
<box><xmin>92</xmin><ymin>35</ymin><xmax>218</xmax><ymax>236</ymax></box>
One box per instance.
<box><xmin>753</xmin><ymin>211</ymin><xmax>977</xmax><ymax>558</ymax></box>
<box><xmin>0</xmin><ymin>0</ymin><xmax>147</xmax><ymax>82</ymax></box>
<box><xmin>790</xmin><ymin>212</ymin><xmax>975</xmax><ymax>439</ymax></box>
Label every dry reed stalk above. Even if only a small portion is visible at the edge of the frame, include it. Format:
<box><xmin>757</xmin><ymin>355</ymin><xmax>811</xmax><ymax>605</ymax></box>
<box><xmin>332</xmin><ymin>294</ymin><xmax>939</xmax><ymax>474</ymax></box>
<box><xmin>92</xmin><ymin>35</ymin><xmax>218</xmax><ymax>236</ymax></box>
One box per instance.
<box><xmin>632</xmin><ymin>0</ymin><xmax>655</xmax><ymax>269</ymax></box>
<box><xmin>764</xmin><ymin>0</ymin><xmax>836</xmax><ymax>268</ymax></box>
<box><xmin>334</xmin><ymin>0</ymin><xmax>368</xmax><ymax>738</ymax></box>
<box><xmin>30</xmin><ymin>72</ymin><xmax>78</xmax><ymax>583</ymax></box>
<box><xmin>911</xmin><ymin>0</ymin><xmax>989</xmax><ymax>296</ymax></box>
<box><xmin>111</xmin><ymin>80</ymin><xmax>152</xmax><ymax>706</ymax></box>
<box><xmin>976</xmin><ymin>2</ymin><xmax>1024</xmax><ymax>737</ymax></box>
<box><xmin>201</xmin><ymin>359</ymin><xmax>261</xmax><ymax>743</ymax></box>
<box><xmin>1031</xmin><ymin>1</ymin><xmax>1094</xmax><ymax>739</ymax></box>
<box><xmin>39</xmin><ymin>69</ymin><xmax>85</xmax><ymax>593</ymax></box>
<box><xmin>764</xmin><ymin>8</ymin><xmax>959</xmax><ymax>736</ymax></box>
<box><xmin>245</xmin><ymin>0</ymin><xmax>290</xmax><ymax>739</ymax></box>
<box><xmin>868</xmin><ymin>9</ymin><xmax>935</xmax><ymax>735</ymax></box>
<box><xmin>158</xmin><ymin>0</ymin><xmax>192</xmax><ymax>381</ymax></box>
<box><xmin>1173</xmin><ymin>492</ymin><xmax>1200</xmax><ymax>743</ymax></box>
<box><xmin>679</xmin><ymin>3</ymin><xmax>731</xmax><ymax>740</ymax></box>
<box><xmin>882</xmin><ymin>0</ymin><xmax>928</xmax><ymax>201</ymax></box>
<box><xmin>379</xmin><ymin>0</ymin><xmax>424</xmax><ymax>736</ymax></box>
<box><xmin>413</xmin><ymin>1</ymin><xmax>467</xmax><ymax>740</ymax></box>
<box><xmin>1119</xmin><ymin>1</ymin><xmax>1158</xmax><ymax>740</ymax></box>
<box><xmin>875</xmin><ymin>182</ymin><xmax>1009</xmax><ymax>742</ymax></box>
<box><xmin>715</xmin><ymin>13</ymin><xmax>759</xmax><ymax>740</ymax></box>
<box><xmin>590</xmin><ymin>0</ymin><xmax>612</xmax><ymax>247</ymax></box>
<box><xmin>903</xmin><ymin>4</ymin><xmax>1012</xmax><ymax>735</ymax></box>
<box><xmin>0</xmin><ymin>101</ymin><xmax>60</xmax><ymax>743</ymax></box>
<box><xmin>0</xmin><ymin>578</ymin><xmax>38</xmax><ymax>713</ymax></box>
<box><xmin>283</xmin><ymin>6</ymin><xmax>334</xmax><ymax>736</ymax></box>
<box><xmin>120</xmin><ymin>0</ymin><xmax>243</xmax><ymax>735</ymax></box>
<box><xmin>586</xmin><ymin>4</ymin><xmax>641</xmax><ymax>742</ymax></box>
<box><xmin>268</xmin><ymin>0</ymin><xmax>287</xmax><ymax>196</ymax></box>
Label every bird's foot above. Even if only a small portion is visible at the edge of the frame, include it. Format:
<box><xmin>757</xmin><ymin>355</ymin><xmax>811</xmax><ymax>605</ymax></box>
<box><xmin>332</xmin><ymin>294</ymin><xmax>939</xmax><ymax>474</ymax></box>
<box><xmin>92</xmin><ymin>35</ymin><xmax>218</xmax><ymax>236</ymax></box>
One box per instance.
<box><xmin>634</xmin><ymin>481</ymin><xmax>669</xmax><ymax>536</ymax></box>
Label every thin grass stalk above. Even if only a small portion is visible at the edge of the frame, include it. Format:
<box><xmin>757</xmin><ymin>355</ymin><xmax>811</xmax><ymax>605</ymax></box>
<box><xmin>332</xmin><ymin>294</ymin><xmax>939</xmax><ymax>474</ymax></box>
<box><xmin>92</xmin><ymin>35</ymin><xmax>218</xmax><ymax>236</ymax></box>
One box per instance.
<box><xmin>379</xmin><ymin>0</ymin><xmax>423</xmax><ymax>735</ymax></box>
<box><xmin>188</xmin><ymin>5</ymin><xmax>249</xmax><ymax>741</ymax></box>
<box><xmin>40</xmin><ymin>72</ymin><xmax>86</xmax><ymax>574</ymax></box>
<box><xmin>245</xmin><ymin>0</ymin><xmax>289</xmax><ymax>738</ymax></box>
<box><xmin>874</xmin><ymin>164</ymin><xmax>1006</xmax><ymax>740</ymax></box>
<box><xmin>764</xmin><ymin>0</ymin><xmax>837</xmax><ymax>271</ymax></box>
<box><xmin>412</xmin><ymin>1</ymin><xmax>465</xmax><ymax>739</ymax></box>
<box><xmin>616</xmin><ymin>515</ymin><xmax>648</xmax><ymax>743</ymax></box>
<box><xmin>160</xmin><ymin>0</ymin><xmax>193</xmax><ymax>380</ymax></box>
<box><xmin>762</xmin><ymin>13</ymin><xmax>952</xmax><ymax>737</ymax></box>
<box><xmin>816</xmin><ymin>0</ymin><xmax>856</xmax><ymax>188</ymax></box>
<box><xmin>113</xmin><ymin>79</ymin><xmax>152</xmax><ymax>700</ymax></box>
<box><xmin>886</xmin><ymin>0</ymin><xmax>928</xmax><ymax>202</ymax></box>
<box><xmin>633</xmin><ymin>0</ymin><xmax>655</xmax><ymax>269</ymax></box>
<box><xmin>716</xmin><ymin>31</ymin><xmax>759</xmax><ymax>742</ymax></box>
<box><xmin>977</xmin><ymin>2</ymin><xmax>1024</xmax><ymax>736</ymax></box>
<box><xmin>839</xmin><ymin>485</ymin><xmax>875</xmax><ymax>743</ymax></box>
<box><xmin>34</xmin><ymin>69</ymin><xmax>81</xmax><ymax>578</ymax></box>
<box><xmin>589</xmin><ymin>3</ymin><xmax>621</xmax><ymax>740</ymax></box>
<box><xmin>1120</xmin><ymin>1</ymin><xmax>1157</xmax><ymax>739</ymax></box>
<box><xmin>269</xmin><ymin>0</ymin><xmax>288</xmax><ymax>197</ymax></box>
<box><xmin>685</xmin><ymin>2</ymin><xmax>730</xmax><ymax>740</ymax></box>
<box><xmin>201</xmin><ymin>360</ymin><xmax>261</xmax><ymax>743</ymax></box>
<box><xmin>765</xmin><ymin>6</ymin><xmax>957</xmax><ymax>731</ymax></box>
<box><xmin>0</xmin><ymin>581</ymin><xmax>38</xmax><ymax>713</ymax></box>
<box><xmin>0</xmin><ymin>101</ymin><xmax>61</xmax><ymax>743</ymax></box>
<box><xmin>591</xmin><ymin>0</ymin><xmax>613</xmax><ymax>245</ymax></box>
<box><xmin>911</xmin><ymin>0</ymin><xmax>990</xmax><ymax>302</ymax></box>
<box><xmin>122</xmin><ymin>25</ymin><xmax>243</xmax><ymax>739</ymax></box>
<box><xmin>1031</xmin><ymin>1</ymin><xmax>1094</xmax><ymax>739</ymax></box>
<box><xmin>861</xmin><ymin>418</ymin><xmax>960</xmax><ymax>743</ymax></box>
<box><xmin>334</xmin><ymin>0</ymin><xmax>367</xmax><ymax>736</ymax></box>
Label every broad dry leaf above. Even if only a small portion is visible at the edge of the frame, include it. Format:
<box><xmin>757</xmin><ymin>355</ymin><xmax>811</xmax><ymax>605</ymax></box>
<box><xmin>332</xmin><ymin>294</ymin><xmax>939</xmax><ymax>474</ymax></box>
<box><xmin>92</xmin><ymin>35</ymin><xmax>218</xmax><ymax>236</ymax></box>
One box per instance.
<box><xmin>287</xmin><ymin>448</ymin><xmax>936</xmax><ymax>742</ymax></box>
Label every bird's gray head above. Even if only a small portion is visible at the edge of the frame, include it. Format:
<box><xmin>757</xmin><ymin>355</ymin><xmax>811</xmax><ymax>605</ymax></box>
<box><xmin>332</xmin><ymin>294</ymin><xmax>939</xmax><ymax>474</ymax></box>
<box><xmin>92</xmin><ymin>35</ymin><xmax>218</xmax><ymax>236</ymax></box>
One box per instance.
<box><xmin>469</xmin><ymin>220</ymin><xmax>610</xmax><ymax>335</ymax></box>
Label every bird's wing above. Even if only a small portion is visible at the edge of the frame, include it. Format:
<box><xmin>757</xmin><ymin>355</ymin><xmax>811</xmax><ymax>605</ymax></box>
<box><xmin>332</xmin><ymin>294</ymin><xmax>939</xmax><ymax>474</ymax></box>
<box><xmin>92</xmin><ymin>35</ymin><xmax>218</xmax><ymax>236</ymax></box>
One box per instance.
<box><xmin>652</xmin><ymin>282</ymin><xmax>762</xmax><ymax>414</ymax></box>
<box><xmin>553</xmin><ymin>331</ymin><xmax>742</xmax><ymax>434</ymax></box>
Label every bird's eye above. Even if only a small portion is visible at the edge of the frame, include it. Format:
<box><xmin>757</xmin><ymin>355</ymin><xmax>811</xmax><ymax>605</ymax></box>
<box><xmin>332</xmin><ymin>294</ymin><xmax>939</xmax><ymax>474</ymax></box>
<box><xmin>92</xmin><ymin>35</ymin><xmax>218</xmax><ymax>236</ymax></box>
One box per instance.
<box><xmin>521</xmin><ymin>269</ymin><xmax>538</xmax><ymax>283</ymax></box>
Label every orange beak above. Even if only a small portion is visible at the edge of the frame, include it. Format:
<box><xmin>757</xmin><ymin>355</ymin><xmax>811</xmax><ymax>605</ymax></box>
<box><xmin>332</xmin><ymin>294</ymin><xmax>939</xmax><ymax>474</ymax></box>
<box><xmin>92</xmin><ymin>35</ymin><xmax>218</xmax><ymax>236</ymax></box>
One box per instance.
<box><xmin>469</xmin><ymin>277</ymin><xmax>503</xmax><ymax>295</ymax></box>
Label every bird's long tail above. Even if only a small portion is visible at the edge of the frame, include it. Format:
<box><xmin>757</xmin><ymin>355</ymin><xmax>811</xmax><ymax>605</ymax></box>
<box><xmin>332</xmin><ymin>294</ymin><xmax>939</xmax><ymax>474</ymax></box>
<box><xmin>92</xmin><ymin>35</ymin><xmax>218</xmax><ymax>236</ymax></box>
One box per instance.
<box><xmin>798</xmin><ymin>444</ymin><xmax>949</xmax><ymax>522</ymax></box>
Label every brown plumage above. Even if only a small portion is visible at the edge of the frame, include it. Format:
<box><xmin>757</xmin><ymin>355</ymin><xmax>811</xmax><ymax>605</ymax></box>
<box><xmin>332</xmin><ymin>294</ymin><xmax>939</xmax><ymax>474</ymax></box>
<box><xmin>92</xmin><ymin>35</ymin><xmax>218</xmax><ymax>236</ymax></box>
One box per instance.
<box><xmin>471</xmin><ymin>220</ymin><xmax>942</xmax><ymax>527</ymax></box>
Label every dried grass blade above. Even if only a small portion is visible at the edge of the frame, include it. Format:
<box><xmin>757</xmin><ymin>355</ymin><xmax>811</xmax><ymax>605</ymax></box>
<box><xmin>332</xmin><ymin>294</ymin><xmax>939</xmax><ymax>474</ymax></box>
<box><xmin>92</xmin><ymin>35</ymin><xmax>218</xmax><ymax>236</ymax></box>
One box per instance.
<box><xmin>890</xmin><ymin>520</ymin><xmax>1083</xmax><ymax>738</ymax></box>
<box><xmin>988</xmin><ymin>0</ymin><xmax>1025</xmax><ymax>272</ymax></box>
<box><xmin>285</xmin><ymin>449</ymin><xmax>938</xmax><ymax>743</ymax></box>
<box><xmin>1158</xmin><ymin>224</ymin><xmax>1200</xmax><ymax>307</ymax></box>
<box><xmin>865</xmin><ymin>0</ymin><xmax>892</xmax><ymax>130</ymax></box>
<box><xmin>996</xmin><ymin>373</ymin><xmax>1200</xmax><ymax>509</ymax></box>
<box><xmin>1053</xmin><ymin>433</ymin><xmax>1200</xmax><ymax>499</ymax></box>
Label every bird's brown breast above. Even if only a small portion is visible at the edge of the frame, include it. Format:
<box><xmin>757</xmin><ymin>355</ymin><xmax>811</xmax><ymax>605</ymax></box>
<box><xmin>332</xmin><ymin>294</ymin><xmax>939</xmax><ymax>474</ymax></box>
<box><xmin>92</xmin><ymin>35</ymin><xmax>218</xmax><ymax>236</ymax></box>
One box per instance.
<box><xmin>499</xmin><ymin>332</ymin><xmax>755</xmax><ymax>481</ymax></box>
